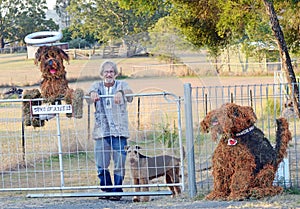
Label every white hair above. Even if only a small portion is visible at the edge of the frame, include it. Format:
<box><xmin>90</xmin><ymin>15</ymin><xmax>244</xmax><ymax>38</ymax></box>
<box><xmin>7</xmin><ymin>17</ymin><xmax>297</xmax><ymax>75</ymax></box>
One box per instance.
<box><xmin>99</xmin><ymin>60</ymin><xmax>118</xmax><ymax>77</ymax></box>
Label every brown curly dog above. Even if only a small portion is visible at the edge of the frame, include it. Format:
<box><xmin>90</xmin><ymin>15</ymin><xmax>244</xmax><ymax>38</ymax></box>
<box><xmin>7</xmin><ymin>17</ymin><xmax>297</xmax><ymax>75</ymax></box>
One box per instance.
<box><xmin>200</xmin><ymin>103</ymin><xmax>292</xmax><ymax>200</ymax></box>
<box><xmin>22</xmin><ymin>46</ymin><xmax>84</xmax><ymax>127</ymax></box>
<box><xmin>34</xmin><ymin>45</ymin><xmax>72</xmax><ymax>102</ymax></box>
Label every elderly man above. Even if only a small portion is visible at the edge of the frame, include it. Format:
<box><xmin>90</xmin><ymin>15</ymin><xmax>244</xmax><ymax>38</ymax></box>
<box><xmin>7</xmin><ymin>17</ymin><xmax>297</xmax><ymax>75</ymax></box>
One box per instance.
<box><xmin>88</xmin><ymin>60</ymin><xmax>133</xmax><ymax>201</ymax></box>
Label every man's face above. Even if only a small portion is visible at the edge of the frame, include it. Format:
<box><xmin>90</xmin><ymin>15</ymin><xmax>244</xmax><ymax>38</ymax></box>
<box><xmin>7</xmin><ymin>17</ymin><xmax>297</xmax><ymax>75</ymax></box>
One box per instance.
<box><xmin>103</xmin><ymin>64</ymin><xmax>116</xmax><ymax>83</ymax></box>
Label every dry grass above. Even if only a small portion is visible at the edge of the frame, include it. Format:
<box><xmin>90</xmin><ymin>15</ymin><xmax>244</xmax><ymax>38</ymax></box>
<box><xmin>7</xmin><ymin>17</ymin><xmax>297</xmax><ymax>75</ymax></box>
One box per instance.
<box><xmin>0</xmin><ymin>53</ymin><xmax>167</xmax><ymax>88</ymax></box>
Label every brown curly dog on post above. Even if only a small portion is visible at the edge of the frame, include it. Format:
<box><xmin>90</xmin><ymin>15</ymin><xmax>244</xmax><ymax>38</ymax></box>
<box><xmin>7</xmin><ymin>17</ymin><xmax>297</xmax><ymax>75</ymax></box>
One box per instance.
<box><xmin>200</xmin><ymin>103</ymin><xmax>292</xmax><ymax>200</ymax></box>
<box><xmin>22</xmin><ymin>46</ymin><xmax>84</xmax><ymax>127</ymax></box>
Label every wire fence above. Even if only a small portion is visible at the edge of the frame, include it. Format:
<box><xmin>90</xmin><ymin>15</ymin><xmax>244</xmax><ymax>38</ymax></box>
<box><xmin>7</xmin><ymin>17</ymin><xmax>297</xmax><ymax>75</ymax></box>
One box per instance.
<box><xmin>0</xmin><ymin>82</ymin><xmax>299</xmax><ymax>198</ymax></box>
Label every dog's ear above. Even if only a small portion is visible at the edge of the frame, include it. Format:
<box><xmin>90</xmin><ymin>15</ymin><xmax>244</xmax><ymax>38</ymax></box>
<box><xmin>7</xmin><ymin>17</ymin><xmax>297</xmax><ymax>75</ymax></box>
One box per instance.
<box><xmin>124</xmin><ymin>145</ymin><xmax>130</xmax><ymax>151</ymax></box>
<box><xmin>248</xmin><ymin>106</ymin><xmax>257</xmax><ymax>123</ymax></box>
<box><xmin>200</xmin><ymin>119</ymin><xmax>210</xmax><ymax>133</ymax></box>
<box><xmin>57</xmin><ymin>48</ymin><xmax>70</xmax><ymax>63</ymax></box>
<box><xmin>34</xmin><ymin>46</ymin><xmax>45</xmax><ymax>65</ymax></box>
<box><xmin>200</xmin><ymin>109</ymin><xmax>218</xmax><ymax>133</ymax></box>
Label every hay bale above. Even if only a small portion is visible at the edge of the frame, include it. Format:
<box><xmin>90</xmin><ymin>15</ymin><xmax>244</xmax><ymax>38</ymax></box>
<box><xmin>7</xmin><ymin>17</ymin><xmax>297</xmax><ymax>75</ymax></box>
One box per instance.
<box><xmin>22</xmin><ymin>89</ymin><xmax>45</xmax><ymax>127</ymax></box>
<box><xmin>72</xmin><ymin>88</ymin><xmax>84</xmax><ymax>119</ymax></box>
<box><xmin>64</xmin><ymin>88</ymin><xmax>84</xmax><ymax>118</ymax></box>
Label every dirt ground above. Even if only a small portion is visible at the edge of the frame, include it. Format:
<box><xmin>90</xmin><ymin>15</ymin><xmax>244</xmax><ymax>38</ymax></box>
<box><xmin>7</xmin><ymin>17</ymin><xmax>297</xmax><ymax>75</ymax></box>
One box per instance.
<box><xmin>0</xmin><ymin>192</ymin><xmax>299</xmax><ymax>209</ymax></box>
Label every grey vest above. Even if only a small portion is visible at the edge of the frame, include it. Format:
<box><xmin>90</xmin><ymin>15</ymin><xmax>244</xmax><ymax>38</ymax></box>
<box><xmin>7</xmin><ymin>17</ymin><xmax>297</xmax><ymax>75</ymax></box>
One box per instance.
<box><xmin>88</xmin><ymin>80</ymin><xmax>131</xmax><ymax>139</ymax></box>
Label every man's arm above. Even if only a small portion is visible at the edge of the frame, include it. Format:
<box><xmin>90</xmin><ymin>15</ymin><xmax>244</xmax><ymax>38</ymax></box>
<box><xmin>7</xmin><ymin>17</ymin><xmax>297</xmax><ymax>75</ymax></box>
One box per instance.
<box><xmin>123</xmin><ymin>89</ymin><xmax>133</xmax><ymax>103</ymax></box>
<box><xmin>114</xmin><ymin>88</ymin><xmax>133</xmax><ymax>104</ymax></box>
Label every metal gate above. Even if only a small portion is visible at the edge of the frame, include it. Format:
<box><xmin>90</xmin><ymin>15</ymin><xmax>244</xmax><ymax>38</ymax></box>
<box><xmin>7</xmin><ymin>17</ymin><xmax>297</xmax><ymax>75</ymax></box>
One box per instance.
<box><xmin>0</xmin><ymin>92</ymin><xmax>184</xmax><ymax>198</ymax></box>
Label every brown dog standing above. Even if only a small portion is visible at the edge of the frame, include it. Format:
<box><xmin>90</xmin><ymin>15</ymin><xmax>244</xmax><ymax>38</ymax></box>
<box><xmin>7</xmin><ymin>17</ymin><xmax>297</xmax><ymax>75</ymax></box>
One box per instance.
<box><xmin>125</xmin><ymin>145</ymin><xmax>182</xmax><ymax>202</ymax></box>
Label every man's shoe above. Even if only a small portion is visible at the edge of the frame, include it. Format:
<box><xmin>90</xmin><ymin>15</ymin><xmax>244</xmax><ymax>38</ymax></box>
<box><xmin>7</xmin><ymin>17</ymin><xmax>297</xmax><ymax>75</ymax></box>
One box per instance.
<box><xmin>98</xmin><ymin>196</ymin><xmax>110</xmax><ymax>200</ymax></box>
<box><xmin>109</xmin><ymin>196</ymin><xmax>121</xmax><ymax>201</ymax></box>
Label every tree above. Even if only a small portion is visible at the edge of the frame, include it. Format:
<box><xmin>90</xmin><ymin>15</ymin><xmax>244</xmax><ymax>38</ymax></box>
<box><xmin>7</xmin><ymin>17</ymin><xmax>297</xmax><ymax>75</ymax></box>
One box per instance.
<box><xmin>55</xmin><ymin>0</ymin><xmax>71</xmax><ymax>28</ymax></box>
<box><xmin>115</xmin><ymin>0</ymin><xmax>300</xmax><ymax>114</ymax></box>
<box><xmin>263</xmin><ymin>0</ymin><xmax>300</xmax><ymax>117</ymax></box>
<box><xmin>274</xmin><ymin>1</ymin><xmax>300</xmax><ymax>56</ymax></box>
<box><xmin>148</xmin><ymin>16</ymin><xmax>196</xmax><ymax>63</ymax></box>
<box><xmin>66</xmin><ymin>0</ymin><xmax>168</xmax><ymax>45</ymax></box>
<box><xmin>0</xmin><ymin>0</ymin><xmax>58</xmax><ymax>48</ymax></box>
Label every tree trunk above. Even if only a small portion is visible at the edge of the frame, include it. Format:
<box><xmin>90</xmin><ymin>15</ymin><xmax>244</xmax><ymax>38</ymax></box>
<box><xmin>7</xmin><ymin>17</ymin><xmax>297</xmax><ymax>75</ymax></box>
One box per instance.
<box><xmin>263</xmin><ymin>0</ymin><xmax>300</xmax><ymax>118</ymax></box>
<box><xmin>0</xmin><ymin>36</ymin><xmax>5</xmax><ymax>48</ymax></box>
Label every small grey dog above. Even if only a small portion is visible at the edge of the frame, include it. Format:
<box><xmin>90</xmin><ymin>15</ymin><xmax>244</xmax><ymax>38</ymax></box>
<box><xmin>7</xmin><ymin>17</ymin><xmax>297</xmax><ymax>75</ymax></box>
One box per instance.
<box><xmin>125</xmin><ymin>145</ymin><xmax>182</xmax><ymax>202</ymax></box>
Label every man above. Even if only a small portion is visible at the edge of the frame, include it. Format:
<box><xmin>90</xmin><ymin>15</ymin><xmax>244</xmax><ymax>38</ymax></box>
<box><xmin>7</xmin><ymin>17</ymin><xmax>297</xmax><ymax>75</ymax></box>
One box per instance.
<box><xmin>88</xmin><ymin>60</ymin><xmax>133</xmax><ymax>201</ymax></box>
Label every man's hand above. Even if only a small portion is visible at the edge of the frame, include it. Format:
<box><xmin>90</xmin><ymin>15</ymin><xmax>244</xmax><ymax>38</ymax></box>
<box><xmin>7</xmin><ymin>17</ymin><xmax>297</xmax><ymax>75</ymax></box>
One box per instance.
<box><xmin>114</xmin><ymin>91</ymin><xmax>124</xmax><ymax>104</ymax></box>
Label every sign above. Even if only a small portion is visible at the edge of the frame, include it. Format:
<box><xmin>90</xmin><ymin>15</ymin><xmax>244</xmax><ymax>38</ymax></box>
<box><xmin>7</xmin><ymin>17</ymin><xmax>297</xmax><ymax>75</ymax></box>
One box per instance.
<box><xmin>32</xmin><ymin>104</ymin><xmax>72</xmax><ymax>114</ymax></box>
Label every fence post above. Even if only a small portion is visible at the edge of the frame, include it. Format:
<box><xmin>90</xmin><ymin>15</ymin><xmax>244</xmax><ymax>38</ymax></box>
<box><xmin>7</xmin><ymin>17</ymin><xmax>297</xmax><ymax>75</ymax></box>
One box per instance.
<box><xmin>56</xmin><ymin>113</ymin><xmax>65</xmax><ymax>187</ymax></box>
<box><xmin>184</xmin><ymin>83</ymin><xmax>197</xmax><ymax>197</ymax></box>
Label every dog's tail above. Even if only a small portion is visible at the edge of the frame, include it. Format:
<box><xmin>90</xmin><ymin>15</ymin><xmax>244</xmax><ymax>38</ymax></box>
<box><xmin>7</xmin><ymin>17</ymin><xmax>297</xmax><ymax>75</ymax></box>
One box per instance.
<box><xmin>274</xmin><ymin>117</ymin><xmax>292</xmax><ymax>170</ymax></box>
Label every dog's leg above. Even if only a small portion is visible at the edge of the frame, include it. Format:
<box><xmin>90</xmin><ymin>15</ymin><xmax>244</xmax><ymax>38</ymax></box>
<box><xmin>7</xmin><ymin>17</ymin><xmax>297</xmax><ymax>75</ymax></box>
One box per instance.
<box><xmin>206</xmin><ymin>143</ymin><xmax>231</xmax><ymax>200</ymax></box>
<box><xmin>140</xmin><ymin>178</ymin><xmax>150</xmax><ymax>202</ymax></box>
<box><xmin>249</xmin><ymin>164</ymin><xmax>283</xmax><ymax>198</ymax></box>
<box><xmin>228</xmin><ymin>147</ymin><xmax>256</xmax><ymax>200</ymax></box>
<box><xmin>132</xmin><ymin>178</ymin><xmax>140</xmax><ymax>202</ymax></box>
<box><xmin>165</xmin><ymin>172</ymin><xmax>176</xmax><ymax>197</ymax></box>
<box><xmin>173</xmin><ymin>167</ymin><xmax>182</xmax><ymax>195</ymax></box>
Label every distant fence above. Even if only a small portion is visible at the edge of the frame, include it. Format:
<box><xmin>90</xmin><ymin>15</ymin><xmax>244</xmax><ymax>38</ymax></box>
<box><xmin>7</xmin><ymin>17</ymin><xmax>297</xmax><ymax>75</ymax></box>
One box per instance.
<box><xmin>0</xmin><ymin>83</ymin><xmax>299</xmax><ymax>198</ymax></box>
<box><xmin>0</xmin><ymin>47</ymin><xmax>27</xmax><ymax>54</ymax></box>
<box><xmin>130</xmin><ymin>62</ymin><xmax>299</xmax><ymax>78</ymax></box>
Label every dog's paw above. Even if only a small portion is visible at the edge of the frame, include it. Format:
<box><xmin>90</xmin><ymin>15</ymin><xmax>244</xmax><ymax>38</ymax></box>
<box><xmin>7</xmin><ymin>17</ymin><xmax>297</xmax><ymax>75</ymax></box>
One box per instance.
<box><xmin>205</xmin><ymin>191</ymin><xmax>228</xmax><ymax>200</ymax></box>
<box><xmin>141</xmin><ymin>196</ymin><xmax>150</xmax><ymax>202</ymax></box>
<box><xmin>132</xmin><ymin>196</ymin><xmax>140</xmax><ymax>202</ymax></box>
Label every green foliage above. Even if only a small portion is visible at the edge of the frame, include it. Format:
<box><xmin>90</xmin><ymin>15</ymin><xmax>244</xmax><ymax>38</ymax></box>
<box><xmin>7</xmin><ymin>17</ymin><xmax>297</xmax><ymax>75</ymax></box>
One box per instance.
<box><xmin>116</xmin><ymin>0</ymin><xmax>172</xmax><ymax>16</ymax></box>
<box><xmin>48</xmin><ymin>152</ymin><xmax>87</xmax><ymax>162</ymax></box>
<box><xmin>147</xmin><ymin>17</ymin><xmax>195</xmax><ymax>63</ymax></box>
<box><xmin>62</xmin><ymin>0</ymin><xmax>300</xmax><ymax>64</ymax></box>
<box><xmin>274</xmin><ymin>1</ymin><xmax>300</xmax><ymax>55</ymax></box>
<box><xmin>169</xmin><ymin>0</ymin><xmax>299</xmax><ymax>66</ymax></box>
<box><xmin>156</xmin><ymin>120</ymin><xmax>179</xmax><ymax>148</ymax></box>
<box><xmin>61</xmin><ymin>28</ymin><xmax>73</xmax><ymax>43</ymax></box>
<box><xmin>264</xmin><ymin>99</ymin><xmax>281</xmax><ymax>116</ymax></box>
<box><xmin>68</xmin><ymin>38</ymin><xmax>91</xmax><ymax>49</ymax></box>
<box><xmin>0</xmin><ymin>0</ymin><xmax>58</xmax><ymax>48</ymax></box>
<box><xmin>286</xmin><ymin>187</ymin><xmax>300</xmax><ymax>195</ymax></box>
<box><xmin>61</xmin><ymin>28</ymin><xmax>98</xmax><ymax>47</ymax></box>
<box><xmin>67</xmin><ymin>0</ymin><xmax>167</xmax><ymax>44</ymax></box>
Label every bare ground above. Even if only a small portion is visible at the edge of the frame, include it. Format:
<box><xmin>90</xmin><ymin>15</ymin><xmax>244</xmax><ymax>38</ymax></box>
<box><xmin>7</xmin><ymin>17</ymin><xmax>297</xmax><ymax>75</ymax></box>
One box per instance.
<box><xmin>0</xmin><ymin>192</ymin><xmax>299</xmax><ymax>209</ymax></box>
